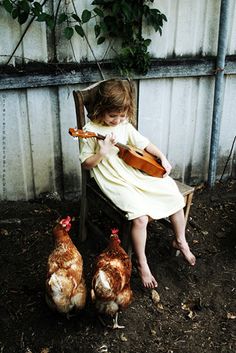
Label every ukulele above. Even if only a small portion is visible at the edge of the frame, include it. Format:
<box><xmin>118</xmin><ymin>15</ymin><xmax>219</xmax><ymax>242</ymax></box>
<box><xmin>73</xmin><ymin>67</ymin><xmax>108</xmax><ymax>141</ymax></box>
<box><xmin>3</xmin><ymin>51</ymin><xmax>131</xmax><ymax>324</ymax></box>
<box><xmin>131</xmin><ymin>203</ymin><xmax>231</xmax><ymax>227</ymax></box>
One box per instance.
<box><xmin>69</xmin><ymin>128</ymin><xmax>165</xmax><ymax>178</ymax></box>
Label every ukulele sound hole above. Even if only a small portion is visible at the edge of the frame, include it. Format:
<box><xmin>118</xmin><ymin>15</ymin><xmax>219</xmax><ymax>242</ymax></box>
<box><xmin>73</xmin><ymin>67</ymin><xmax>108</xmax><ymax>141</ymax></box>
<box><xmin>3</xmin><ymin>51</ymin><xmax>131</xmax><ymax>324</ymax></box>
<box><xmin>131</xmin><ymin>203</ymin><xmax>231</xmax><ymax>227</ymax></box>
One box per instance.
<box><xmin>135</xmin><ymin>151</ymin><xmax>144</xmax><ymax>156</ymax></box>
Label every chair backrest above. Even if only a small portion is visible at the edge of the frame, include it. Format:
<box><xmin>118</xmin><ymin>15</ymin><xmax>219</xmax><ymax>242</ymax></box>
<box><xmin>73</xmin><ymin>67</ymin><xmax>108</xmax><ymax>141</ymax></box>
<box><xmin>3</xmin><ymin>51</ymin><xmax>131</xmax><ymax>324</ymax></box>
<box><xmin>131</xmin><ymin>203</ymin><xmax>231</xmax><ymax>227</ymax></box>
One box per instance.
<box><xmin>73</xmin><ymin>79</ymin><xmax>136</xmax><ymax>129</ymax></box>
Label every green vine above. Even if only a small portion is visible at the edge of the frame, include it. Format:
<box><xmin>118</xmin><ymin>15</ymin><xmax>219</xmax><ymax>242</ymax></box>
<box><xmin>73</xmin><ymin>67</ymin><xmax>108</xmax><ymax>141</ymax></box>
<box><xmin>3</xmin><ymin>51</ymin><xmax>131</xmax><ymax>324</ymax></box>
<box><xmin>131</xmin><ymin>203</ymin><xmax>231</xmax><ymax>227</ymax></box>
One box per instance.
<box><xmin>1</xmin><ymin>0</ymin><xmax>167</xmax><ymax>75</ymax></box>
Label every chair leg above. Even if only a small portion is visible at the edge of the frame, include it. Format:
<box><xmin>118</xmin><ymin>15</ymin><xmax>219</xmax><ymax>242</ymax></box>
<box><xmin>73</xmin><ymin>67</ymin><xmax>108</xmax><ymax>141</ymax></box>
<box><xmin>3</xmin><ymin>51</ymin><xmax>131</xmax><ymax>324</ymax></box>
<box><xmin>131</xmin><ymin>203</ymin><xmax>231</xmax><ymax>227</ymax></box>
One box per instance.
<box><xmin>184</xmin><ymin>192</ymin><xmax>194</xmax><ymax>224</ymax></box>
<box><xmin>79</xmin><ymin>197</ymin><xmax>87</xmax><ymax>242</ymax></box>
<box><xmin>79</xmin><ymin>170</ymin><xmax>88</xmax><ymax>242</ymax></box>
<box><xmin>121</xmin><ymin>221</ymin><xmax>132</xmax><ymax>257</ymax></box>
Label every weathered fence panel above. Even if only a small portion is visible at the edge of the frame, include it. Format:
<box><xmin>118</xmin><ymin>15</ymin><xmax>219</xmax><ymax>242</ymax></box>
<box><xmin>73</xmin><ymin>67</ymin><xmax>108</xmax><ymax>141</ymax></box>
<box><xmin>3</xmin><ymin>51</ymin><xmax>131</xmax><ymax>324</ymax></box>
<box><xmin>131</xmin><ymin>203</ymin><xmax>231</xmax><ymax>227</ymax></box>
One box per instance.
<box><xmin>0</xmin><ymin>0</ymin><xmax>235</xmax><ymax>200</ymax></box>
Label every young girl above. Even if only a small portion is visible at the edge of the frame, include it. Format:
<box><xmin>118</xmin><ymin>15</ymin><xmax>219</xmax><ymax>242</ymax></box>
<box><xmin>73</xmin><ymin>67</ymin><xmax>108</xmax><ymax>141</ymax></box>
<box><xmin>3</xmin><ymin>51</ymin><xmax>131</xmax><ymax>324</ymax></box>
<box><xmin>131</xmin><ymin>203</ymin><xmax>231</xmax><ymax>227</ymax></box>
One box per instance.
<box><xmin>79</xmin><ymin>79</ymin><xmax>196</xmax><ymax>289</ymax></box>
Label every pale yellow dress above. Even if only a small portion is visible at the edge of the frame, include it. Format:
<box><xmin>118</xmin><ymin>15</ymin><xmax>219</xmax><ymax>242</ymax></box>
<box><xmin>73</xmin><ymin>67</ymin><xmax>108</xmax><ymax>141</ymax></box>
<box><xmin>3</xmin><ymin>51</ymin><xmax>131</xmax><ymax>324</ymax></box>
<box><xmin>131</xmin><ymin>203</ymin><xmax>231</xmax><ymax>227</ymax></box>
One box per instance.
<box><xmin>79</xmin><ymin>120</ymin><xmax>185</xmax><ymax>220</ymax></box>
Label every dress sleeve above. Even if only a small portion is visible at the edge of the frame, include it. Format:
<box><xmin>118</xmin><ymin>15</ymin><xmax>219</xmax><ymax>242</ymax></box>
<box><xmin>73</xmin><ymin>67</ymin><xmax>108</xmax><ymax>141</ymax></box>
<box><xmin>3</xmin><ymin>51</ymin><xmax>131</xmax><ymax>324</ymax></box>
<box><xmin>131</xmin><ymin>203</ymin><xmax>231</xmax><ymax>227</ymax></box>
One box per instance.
<box><xmin>127</xmin><ymin>123</ymin><xmax>150</xmax><ymax>149</ymax></box>
<box><xmin>79</xmin><ymin>137</ymin><xmax>97</xmax><ymax>163</ymax></box>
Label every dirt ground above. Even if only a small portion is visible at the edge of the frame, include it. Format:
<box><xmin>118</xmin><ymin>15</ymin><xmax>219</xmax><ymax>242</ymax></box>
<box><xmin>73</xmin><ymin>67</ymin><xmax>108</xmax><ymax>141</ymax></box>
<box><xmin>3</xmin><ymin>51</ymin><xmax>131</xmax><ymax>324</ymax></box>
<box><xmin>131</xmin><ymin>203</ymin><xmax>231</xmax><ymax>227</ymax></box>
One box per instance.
<box><xmin>0</xmin><ymin>179</ymin><xmax>235</xmax><ymax>353</ymax></box>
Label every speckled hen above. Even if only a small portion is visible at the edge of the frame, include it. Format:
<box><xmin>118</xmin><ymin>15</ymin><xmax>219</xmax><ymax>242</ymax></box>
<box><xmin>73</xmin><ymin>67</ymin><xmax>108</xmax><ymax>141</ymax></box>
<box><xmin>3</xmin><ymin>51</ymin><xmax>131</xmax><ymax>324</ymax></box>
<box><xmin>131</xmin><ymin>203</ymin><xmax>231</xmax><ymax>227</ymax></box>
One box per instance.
<box><xmin>45</xmin><ymin>216</ymin><xmax>86</xmax><ymax>316</ymax></box>
<box><xmin>91</xmin><ymin>229</ymin><xmax>133</xmax><ymax>328</ymax></box>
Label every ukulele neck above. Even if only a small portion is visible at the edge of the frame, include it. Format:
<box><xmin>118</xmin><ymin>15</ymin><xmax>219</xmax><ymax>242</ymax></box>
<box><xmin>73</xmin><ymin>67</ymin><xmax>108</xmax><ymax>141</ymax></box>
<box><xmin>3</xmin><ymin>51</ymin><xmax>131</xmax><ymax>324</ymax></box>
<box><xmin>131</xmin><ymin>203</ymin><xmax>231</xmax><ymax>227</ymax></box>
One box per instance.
<box><xmin>96</xmin><ymin>133</ymin><xmax>130</xmax><ymax>151</ymax></box>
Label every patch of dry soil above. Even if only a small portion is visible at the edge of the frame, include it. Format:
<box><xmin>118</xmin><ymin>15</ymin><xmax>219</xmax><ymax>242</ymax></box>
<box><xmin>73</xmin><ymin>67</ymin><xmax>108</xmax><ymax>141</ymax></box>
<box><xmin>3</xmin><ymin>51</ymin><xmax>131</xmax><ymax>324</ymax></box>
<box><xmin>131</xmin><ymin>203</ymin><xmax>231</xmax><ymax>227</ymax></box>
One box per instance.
<box><xmin>0</xmin><ymin>180</ymin><xmax>235</xmax><ymax>353</ymax></box>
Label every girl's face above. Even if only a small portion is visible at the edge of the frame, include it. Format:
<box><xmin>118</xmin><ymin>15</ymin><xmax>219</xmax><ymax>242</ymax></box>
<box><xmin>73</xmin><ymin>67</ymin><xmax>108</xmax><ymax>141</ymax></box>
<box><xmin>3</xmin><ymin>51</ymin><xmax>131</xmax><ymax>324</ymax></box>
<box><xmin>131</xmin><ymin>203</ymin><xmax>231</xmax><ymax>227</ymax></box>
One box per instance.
<box><xmin>103</xmin><ymin>111</ymin><xmax>127</xmax><ymax>126</ymax></box>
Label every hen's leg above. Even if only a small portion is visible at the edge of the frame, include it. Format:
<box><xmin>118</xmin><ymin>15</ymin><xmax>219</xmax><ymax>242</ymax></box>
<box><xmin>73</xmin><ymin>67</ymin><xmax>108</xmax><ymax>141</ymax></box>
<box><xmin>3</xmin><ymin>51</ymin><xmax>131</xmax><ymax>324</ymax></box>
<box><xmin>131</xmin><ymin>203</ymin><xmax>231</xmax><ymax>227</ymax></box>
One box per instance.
<box><xmin>112</xmin><ymin>312</ymin><xmax>124</xmax><ymax>329</ymax></box>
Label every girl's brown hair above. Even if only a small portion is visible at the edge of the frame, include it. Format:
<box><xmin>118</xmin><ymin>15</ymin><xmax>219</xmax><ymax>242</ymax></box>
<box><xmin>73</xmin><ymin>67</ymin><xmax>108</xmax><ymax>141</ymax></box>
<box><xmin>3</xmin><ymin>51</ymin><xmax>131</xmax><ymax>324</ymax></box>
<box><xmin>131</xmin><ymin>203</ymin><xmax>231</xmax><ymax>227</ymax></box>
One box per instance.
<box><xmin>91</xmin><ymin>79</ymin><xmax>135</xmax><ymax>124</ymax></box>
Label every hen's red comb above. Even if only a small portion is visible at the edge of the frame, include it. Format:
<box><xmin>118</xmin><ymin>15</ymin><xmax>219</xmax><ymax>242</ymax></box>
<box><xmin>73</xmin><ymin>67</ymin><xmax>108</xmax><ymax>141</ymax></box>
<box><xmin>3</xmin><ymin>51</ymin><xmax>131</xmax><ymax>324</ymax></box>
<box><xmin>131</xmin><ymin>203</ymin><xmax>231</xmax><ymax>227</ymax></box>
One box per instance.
<box><xmin>111</xmin><ymin>228</ymin><xmax>119</xmax><ymax>234</ymax></box>
<box><xmin>60</xmin><ymin>216</ymin><xmax>71</xmax><ymax>232</ymax></box>
<box><xmin>60</xmin><ymin>216</ymin><xmax>71</xmax><ymax>225</ymax></box>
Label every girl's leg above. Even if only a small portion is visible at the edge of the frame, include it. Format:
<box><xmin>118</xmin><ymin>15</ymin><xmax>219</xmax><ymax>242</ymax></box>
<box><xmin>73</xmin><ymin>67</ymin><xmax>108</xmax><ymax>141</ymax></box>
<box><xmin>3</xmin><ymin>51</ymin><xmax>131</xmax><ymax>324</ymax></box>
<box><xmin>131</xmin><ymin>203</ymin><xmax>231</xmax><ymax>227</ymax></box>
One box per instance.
<box><xmin>169</xmin><ymin>209</ymin><xmax>196</xmax><ymax>266</ymax></box>
<box><xmin>131</xmin><ymin>216</ymin><xmax>158</xmax><ymax>288</ymax></box>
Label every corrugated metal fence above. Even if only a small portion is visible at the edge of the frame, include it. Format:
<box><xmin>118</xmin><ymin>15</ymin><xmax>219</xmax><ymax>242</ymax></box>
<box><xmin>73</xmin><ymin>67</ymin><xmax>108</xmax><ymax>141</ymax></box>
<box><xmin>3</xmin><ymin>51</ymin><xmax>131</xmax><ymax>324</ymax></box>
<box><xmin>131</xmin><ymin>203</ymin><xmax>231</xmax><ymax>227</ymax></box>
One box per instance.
<box><xmin>0</xmin><ymin>0</ymin><xmax>236</xmax><ymax>200</ymax></box>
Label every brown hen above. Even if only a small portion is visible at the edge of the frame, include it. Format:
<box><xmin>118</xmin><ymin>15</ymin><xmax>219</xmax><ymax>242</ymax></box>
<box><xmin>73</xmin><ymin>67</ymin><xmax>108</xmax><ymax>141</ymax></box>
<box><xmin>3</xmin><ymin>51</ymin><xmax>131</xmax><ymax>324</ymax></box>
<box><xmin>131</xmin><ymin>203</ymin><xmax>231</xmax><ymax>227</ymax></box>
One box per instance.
<box><xmin>45</xmin><ymin>216</ymin><xmax>86</xmax><ymax>316</ymax></box>
<box><xmin>91</xmin><ymin>229</ymin><xmax>133</xmax><ymax>328</ymax></box>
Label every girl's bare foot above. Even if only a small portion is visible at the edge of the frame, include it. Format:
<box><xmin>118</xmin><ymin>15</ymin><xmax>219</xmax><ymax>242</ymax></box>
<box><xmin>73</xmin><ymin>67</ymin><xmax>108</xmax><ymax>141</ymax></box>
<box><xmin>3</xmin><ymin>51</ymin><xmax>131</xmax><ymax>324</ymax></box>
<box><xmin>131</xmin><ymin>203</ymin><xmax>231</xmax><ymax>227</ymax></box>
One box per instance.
<box><xmin>137</xmin><ymin>260</ymin><xmax>158</xmax><ymax>288</ymax></box>
<box><xmin>172</xmin><ymin>239</ymin><xmax>196</xmax><ymax>266</ymax></box>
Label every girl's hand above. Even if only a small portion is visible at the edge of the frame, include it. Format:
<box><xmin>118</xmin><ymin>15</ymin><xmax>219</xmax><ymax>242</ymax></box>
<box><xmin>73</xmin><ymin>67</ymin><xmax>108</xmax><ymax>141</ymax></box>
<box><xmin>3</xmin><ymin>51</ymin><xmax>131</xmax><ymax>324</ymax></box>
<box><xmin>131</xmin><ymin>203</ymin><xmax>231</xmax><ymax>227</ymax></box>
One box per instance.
<box><xmin>161</xmin><ymin>157</ymin><xmax>172</xmax><ymax>177</ymax></box>
<box><xmin>98</xmin><ymin>132</ymin><xmax>117</xmax><ymax>156</ymax></box>
<box><xmin>82</xmin><ymin>133</ymin><xmax>117</xmax><ymax>170</ymax></box>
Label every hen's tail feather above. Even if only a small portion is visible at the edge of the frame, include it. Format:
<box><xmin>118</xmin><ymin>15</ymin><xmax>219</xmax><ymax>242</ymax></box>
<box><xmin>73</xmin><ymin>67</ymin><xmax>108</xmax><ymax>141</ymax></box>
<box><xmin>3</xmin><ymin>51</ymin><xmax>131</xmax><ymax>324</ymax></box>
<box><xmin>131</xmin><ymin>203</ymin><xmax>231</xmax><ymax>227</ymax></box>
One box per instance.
<box><xmin>46</xmin><ymin>272</ymin><xmax>86</xmax><ymax>313</ymax></box>
<box><xmin>71</xmin><ymin>277</ymin><xmax>87</xmax><ymax>310</ymax></box>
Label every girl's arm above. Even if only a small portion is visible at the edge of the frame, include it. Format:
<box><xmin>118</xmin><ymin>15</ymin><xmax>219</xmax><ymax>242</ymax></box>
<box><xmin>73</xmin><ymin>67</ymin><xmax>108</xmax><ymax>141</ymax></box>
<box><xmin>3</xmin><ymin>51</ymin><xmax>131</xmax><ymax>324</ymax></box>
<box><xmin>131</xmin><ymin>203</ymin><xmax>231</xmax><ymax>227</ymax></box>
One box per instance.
<box><xmin>82</xmin><ymin>150</ymin><xmax>105</xmax><ymax>170</ymax></box>
<box><xmin>145</xmin><ymin>142</ymin><xmax>172</xmax><ymax>175</ymax></box>
<box><xmin>82</xmin><ymin>133</ymin><xmax>117</xmax><ymax>170</ymax></box>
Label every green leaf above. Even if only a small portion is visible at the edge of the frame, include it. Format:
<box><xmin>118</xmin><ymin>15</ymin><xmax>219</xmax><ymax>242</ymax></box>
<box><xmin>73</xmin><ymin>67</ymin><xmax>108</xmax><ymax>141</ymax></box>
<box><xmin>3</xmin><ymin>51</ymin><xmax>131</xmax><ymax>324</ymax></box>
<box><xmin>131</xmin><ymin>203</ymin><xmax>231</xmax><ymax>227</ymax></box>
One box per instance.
<box><xmin>18</xmin><ymin>11</ymin><xmax>29</xmax><ymax>24</ymax></box>
<box><xmin>58</xmin><ymin>13</ymin><xmax>68</xmax><ymax>24</ymax></box>
<box><xmin>143</xmin><ymin>4</ymin><xmax>150</xmax><ymax>16</ymax></box>
<box><xmin>81</xmin><ymin>9</ymin><xmax>91</xmax><ymax>23</ymax></box>
<box><xmin>72</xmin><ymin>14</ymin><xmax>81</xmax><ymax>22</ymax></box>
<box><xmin>32</xmin><ymin>2</ymin><xmax>42</xmax><ymax>16</ymax></box>
<box><xmin>94</xmin><ymin>24</ymin><xmax>100</xmax><ymax>37</ymax></box>
<box><xmin>97</xmin><ymin>36</ymin><xmax>105</xmax><ymax>45</ymax></box>
<box><xmin>100</xmin><ymin>21</ymin><xmax>108</xmax><ymax>34</ymax></box>
<box><xmin>162</xmin><ymin>14</ymin><xmax>167</xmax><ymax>22</ymax></box>
<box><xmin>64</xmin><ymin>26</ymin><xmax>74</xmax><ymax>40</ymax></box>
<box><xmin>19</xmin><ymin>0</ymin><xmax>30</xmax><ymax>13</ymax></box>
<box><xmin>121</xmin><ymin>2</ymin><xmax>132</xmax><ymax>19</ymax></box>
<box><xmin>92</xmin><ymin>0</ymin><xmax>106</xmax><ymax>5</ymax></box>
<box><xmin>34</xmin><ymin>2</ymin><xmax>42</xmax><ymax>10</ymax></box>
<box><xmin>144</xmin><ymin>39</ymin><xmax>151</xmax><ymax>47</ymax></box>
<box><xmin>36</xmin><ymin>13</ymin><xmax>48</xmax><ymax>22</ymax></box>
<box><xmin>93</xmin><ymin>7</ymin><xmax>104</xmax><ymax>17</ymax></box>
<box><xmin>2</xmin><ymin>0</ymin><xmax>13</xmax><ymax>14</ymax></box>
<box><xmin>45</xmin><ymin>15</ymin><xmax>55</xmax><ymax>29</ymax></box>
<box><xmin>121</xmin><ymin>47</ymin><xmax>134</xmax><ymax>56</ymax></box>
<box><xmin>12</xmin><ymin>8</ymin><xmax>18</xmax><ymax>19</ymax></box>
<box><xmin>112</xmin><ymin>2</ymin><xmax>120</xmax><ymax>15</ymax></box>
<box><xmin>75</xmin><ymin>25</ymin><xmax>85</xmax><ymax>37</ymax></box>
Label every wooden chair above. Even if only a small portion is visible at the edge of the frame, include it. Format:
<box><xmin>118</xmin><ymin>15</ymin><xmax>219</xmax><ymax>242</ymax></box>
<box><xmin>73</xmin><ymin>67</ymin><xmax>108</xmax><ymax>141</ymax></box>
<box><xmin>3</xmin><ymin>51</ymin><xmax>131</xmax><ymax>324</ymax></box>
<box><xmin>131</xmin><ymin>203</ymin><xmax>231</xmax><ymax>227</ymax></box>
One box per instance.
<box><xmin>72</xmin><ymin>80</ymin><xmax>194</xmax><ymax>255</ymax></box>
